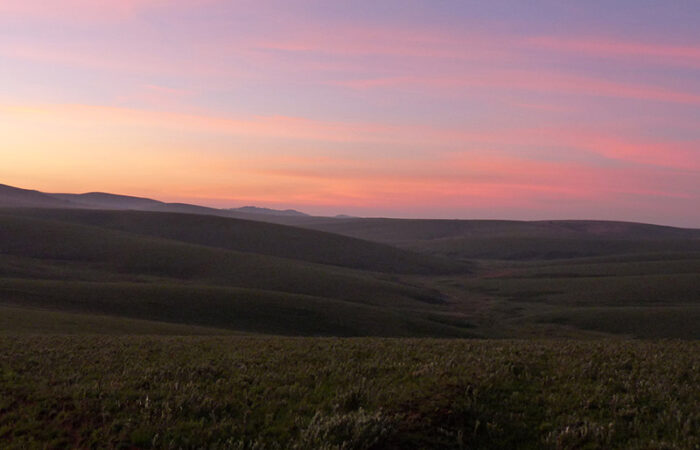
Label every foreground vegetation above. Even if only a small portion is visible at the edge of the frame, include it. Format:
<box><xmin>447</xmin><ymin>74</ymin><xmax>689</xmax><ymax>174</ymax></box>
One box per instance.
<box><xmin>1</xmin><ymin>337</ymin><xmax>698</xmax><ymax>449</ymax></box>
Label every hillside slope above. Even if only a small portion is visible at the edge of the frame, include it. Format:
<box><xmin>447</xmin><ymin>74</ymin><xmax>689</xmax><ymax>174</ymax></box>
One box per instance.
<box><xmin>0</xmin><ymin>211</ymin><xmax>481</xmax><ymax>336</ymax></box>
<box><xmin>3</xmin><ymin>208</ymin><xmax>468</xmax><ymax>274</ymax></box>
<box><xmin>295</xmin><ymin>218</ymin><xmax>700</xmax><ymax>260</ymax></box>
<box><xmin>0</xmin><ymin>184</ymin><xmax>77</xmax><ymax>208</ymax></box>
<box><xmin>0</xmin><ymin>213</ymin><xmax>449</xmax><ymax>307</ymax></box>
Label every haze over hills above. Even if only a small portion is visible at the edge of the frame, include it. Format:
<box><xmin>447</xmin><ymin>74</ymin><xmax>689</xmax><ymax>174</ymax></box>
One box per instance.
<box><xmin>3</xmin><ymin>182</ymin><xmax>699</xmax><ymax>261</ymax></box>
<box><xmin>0</xmin><ymin>183</ymin><xmax>307</xmax><ymax>220</ymax></box>
<box><xmin>0</xmin><ymin>183</ymin><xmax>78</xmax><ymax>208</ymax></box>
<box><xmin>51</xmin><ymin>192</ymin><xmax>164</xmax><ymax>210</ymax></box>
<box><xmin>4</xmin><ymin>182</ymin><xmax>700</xmax><ymax>233</ymax></box>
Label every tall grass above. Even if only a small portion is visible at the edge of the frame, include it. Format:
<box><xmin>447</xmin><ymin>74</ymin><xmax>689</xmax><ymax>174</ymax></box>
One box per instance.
<box><xmin>1</xmin><ymin>337</ymin><xmax>698</xmax><ymax>448</ymax></box>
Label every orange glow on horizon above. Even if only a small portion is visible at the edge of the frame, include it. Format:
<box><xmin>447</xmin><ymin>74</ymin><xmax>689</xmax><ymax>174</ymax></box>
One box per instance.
<box><xmin>1</xmin><ymin>1</ymin><xmax>698</xmax><ymax>225</ymax></box>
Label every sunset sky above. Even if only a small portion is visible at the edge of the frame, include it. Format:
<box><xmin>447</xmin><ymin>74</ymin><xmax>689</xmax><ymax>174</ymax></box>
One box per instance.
<box><xmin>1</xmin><ymin>1</ymin><xmax>699</xmax><ymax>226</ymax></box>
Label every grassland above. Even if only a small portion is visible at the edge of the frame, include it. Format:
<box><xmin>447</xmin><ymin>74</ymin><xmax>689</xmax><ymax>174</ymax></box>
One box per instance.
<box><xmin>0</xmin><ymin>212</ymin><xmax>452</xmax><ymax>306</ymax></box>
<box><xmin>3</xmin><ymin>209</ymin><xmax>466</xmax><ymax>274</ymax></box>
<box><xmin>293</xmin><ymin>217</ymin><xmax>700</xmax><ymax>260</ymax></box>
<box><xmin>421</xmin><ymin>251</ymin><xmax>700</xmax><ymax>339</ymax></box>
<box><xmin>0</xmin><ymin>210</ymin><xmax>476</xmax><ymax>337</ymax></box>
<box><xmin>1</xmin><ymin>337</ymin><xmax>698</xmax><ymax>449</ymax></box>
<box><xmin>0</xmin><ymin>279</ymin><xmax>473</xmax><ymax>337</ymax></box>
<box><xmin>0</xmin><ymin>305</ymin><xmax>238</xmax><ymax>335</ymax></box>
<box><xmin>1</xmin><ymin>199</ymin><xmax>699</xmax><ymax>448</ymax></box>
<box><xmin>1</xmin><ymin>207</ymin><xmax>699</xmax><ymax>339</ymax></box>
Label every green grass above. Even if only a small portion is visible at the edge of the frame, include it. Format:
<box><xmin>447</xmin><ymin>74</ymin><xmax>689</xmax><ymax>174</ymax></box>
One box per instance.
<box><xmin>1</xmin><ymin>208</ymin><xmax>699</xmax><ymax>339</ymax></box>
<box><xmin>297</xmin><ymin>217</ymin><xmax>700</xmax><ymax>260</ymax></box>
<box><xmin>460</xmin><ymin>273</ymin><xmax>700</xmax><ymax>306</ymax></box>
<box><xmin>503</xmin><ymin>256</ymin><xmax>700</xmax><ymax>277</ymax></box>
<box><xmin>0</xmin><ymin>213</ymin><xmax>446</xmax><ymax>308</ymax></box>
<box><xmin>418</xmin><ymin>248</ymin><xmax>700</xmax><ymax>339</ymax></box>
<box><xmin>534</xmin><ymin>306</ymin><xmax>700</xmax><ymax>339</ymax></box>
<box><xmin>0</xmin><ymin>305</ymin><xmax>238</xmax><ymax>335</ymax></box>
<box><xmin>0</xmin><ymin>337</ymin><xmax>698</xmax><ymax>449</ymax></box>
<box><xmin>409</xmin><ymin>236</ymin><xmax>700</xmax><ymax>260</ymax></box>
<box><xmin>1</xmin><ymin>205</ymin><xmax>700</xmax><ymax>448</ymax></box>
<box><xmin>0</xmin><ymin>279</ymin><xmax>473</xmax><ymax>337</ymax></box>
<box><xmin>2</xmin><ymin>208</ymin><xmax>468</xmax><ymax>274</ymax></box>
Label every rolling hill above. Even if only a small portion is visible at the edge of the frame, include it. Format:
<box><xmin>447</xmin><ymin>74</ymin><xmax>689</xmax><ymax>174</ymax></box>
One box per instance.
<box><xmin>0</xmin><ymin>212</ymin><xmax>453</xmax><ymax>306</ymax></box>
<box><xmin>51</xmin><ymin>192</ymin><xmax>165</xmax><ymax>210</ymax></box>
<box><xmin>0</xmin><ymin>210</ymin><xmax>477</xmax><ymax>336</ymax></box>
<box><xmin>3</xmin><ymin>208</ymin><xmax>467</xmax><ymax>274</ymax></box>
<box><xmin>0</xmin><ymin>183</ymin><xmax>78</xmax><ymax>208</ymax></box>
<box><xmin>7</xmin><ymin>182</ymin><xmax>699</xmax><ymax>262</ymax></box>
<box><xmin>51</xmin><ymin>191</ymin><xmax>241</xmax><ymax>217</ymax></box>
<box><xmin>2</xmin><ymin>183</ymin><xmax>297</xmax><ymax>221</ymax></box>
<box><xmin>294</xmin><ymin>218</ymin><xmax>700</xmax><ymax>260</ymax></box>
<box><xmin>2</xmin><ymin>182</ymin><xmax>700</xmax><ymax>339</ymax></box>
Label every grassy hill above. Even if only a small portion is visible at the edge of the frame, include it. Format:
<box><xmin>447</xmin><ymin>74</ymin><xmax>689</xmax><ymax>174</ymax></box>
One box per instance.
<box><xmin>0</xmin><ymin>279</ymin><xmax>472</xmax><ymax>337</ymax></box>
<box><xmin>3</xmin><ymin>208</ymin><xmax>467</xmax><ymax>274</ymax></box>
<box><xmin>2</xmin><ymin>185</ymin><xmax>699</xmax><ymax>449</ymax></box>
<box><xmin>296</xmin><ymin>218</ymin><xmax>700</xmax><ymax>260</ymax></box>
<box><xmin>0</xmin><ymin>211</ymin><xmax>477</xmax><ymax>336</ymax></box>
<box><xmin>7</xmin><ymin>181</ymin><xmax>699</xmax><ymax>261</ymax></box>
<box><xmin>0</xmin><ymin>213</ymin><xmax>453</xmax><ymax>305</ymax></box>
<box><xmin>424</xmin><ymin>249</ymin><xmax>700</xmax><ymax>339</ymax></box>
<box><xmin>2</xmin><ymin>183</ymin><xmax>700</xmax><ymax>340</ymax></box>
<box><xmin>1</xmin><ymin>208</ymin><xmax>699</xmax><ymax>339</ymax></box>
<box><xmin>0</xmin><ymin>305</ymin><xmax>240</xmax><ymax>335</ymax></box>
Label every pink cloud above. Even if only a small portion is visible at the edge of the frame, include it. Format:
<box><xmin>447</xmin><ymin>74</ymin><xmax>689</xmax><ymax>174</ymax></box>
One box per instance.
<box><xmin>251</xmin><ymin>26</ymin><xmax>507</xmax><ymax>60</ymax></box>
<box><xmin>0</xmin><ymin>102</ymin><xmax>393</xmax><ymax>144</ymax></box>
<box><xmin>0</xmin><ymin>0</ymin><xmax>213</xmax><ymax>22</ymax></box>
<box><xmin>239</xmin><ymin>152</ymin><xmax>696</xmax><ymax>204</ymax></box>
<box><xmin>333</xmin><ymin>70</ymin><xmax>700</xmax><ymax>106</ymax></box>
<box><xmin>525</xmin><ymin>36</ymin><xmax>700</xmax><ymax>67</ymax></box>
<box><xmin>4</xmin><ymin>100</ymin><xmax>697</xmax><ymax>171</ymax></box>
<box><xmin>114</xmin><ymin>84</ymin><xmax>194</xmax><ymax>108</ymax></box>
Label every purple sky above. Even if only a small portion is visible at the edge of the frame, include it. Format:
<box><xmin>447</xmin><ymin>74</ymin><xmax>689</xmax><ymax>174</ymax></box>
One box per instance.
<box><xmin>1</xmin><ymin>0</ymin><xmax>699</xmax><ymax>226</ymax></box>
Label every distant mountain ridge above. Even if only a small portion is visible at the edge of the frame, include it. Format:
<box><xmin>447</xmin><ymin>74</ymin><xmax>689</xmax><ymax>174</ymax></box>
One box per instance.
<box><xmin>0</xmin><ymin>183</ymin><xmax>318</xmax><ymax>220</ymax></box>
<box><xmin>51</xmin><ymin>192</ymin><xmax>164</xmax><ymax>210</ymax></box>
<box><xmin>54</xmin><ymin>193</ymin><xmax>311</xmax><ymax>217</ymax></box>
<box><xmin>1</xmin><ymin>182</ymin><xmax>699</xmax><ymax>250</ymax></box>
<box><xmin>0</xmin><ymin>183</ymin><xmax>78</xmax><ymax>208</ymax></box>
<box><xmin>230</xmin><ymin>206</ymin><xmax>309</xmax><ymax>217</ymax></box>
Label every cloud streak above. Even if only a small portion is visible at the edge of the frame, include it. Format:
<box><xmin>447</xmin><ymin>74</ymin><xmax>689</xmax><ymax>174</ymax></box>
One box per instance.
<box><xmin>1</xmin><ymin>1</ymin><xmax>699</xmax><ymax>225</ymax></box>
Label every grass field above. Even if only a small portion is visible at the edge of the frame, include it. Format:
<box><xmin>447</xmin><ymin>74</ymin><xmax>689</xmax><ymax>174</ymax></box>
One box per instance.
<box><xmin>1</xmin><ymin>337</ymin><xmax>698</xmax><ymax>449</ymax></box>
<box><xmin>396</xmin><ymin>239</ymin><xmax>700</xmax><ymax>339</ymax></box>
<box><xmin>2</xmin><ymin>209</ymin><xmax>467</xmax><ymax>275</ymax></box>
<box><xmin>1</xmin><ymin>200</ymin><xmax>699</xmax><ymax>448</ymax></box>
<box><xmin>535</xmin><ymin>306</ymin><xmax>700</xmax><ymax>339</ymax></box>
<box><xmin>1</xmin><ymin>207</ymin><xmax>699</xmax><ymax>339</ymax></box>
<box><xmin>0</xmin><ymin>213</ymin><xmax>451</xmax><ymax>309</ymax></box>
<box><xmin>293</xmin><ymin>217</ymin><xmax>700</xmax><ymax>261</ymax></box>
<box><xmin>0</xmin><ymin>305</ymin><xmax>238</xmax><ymax>335</ymax></box>
<box><xmin>0</xmin><ymin>279</ymin><xmax>473</xmax><ymax>337</ymax></box>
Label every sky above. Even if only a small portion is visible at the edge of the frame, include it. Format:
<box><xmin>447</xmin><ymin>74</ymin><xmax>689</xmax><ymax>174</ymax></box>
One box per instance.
<box><xmin>1</xmin><ymin>1</ymin><xmax>699</xmax><ymax>226</ymax></box>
